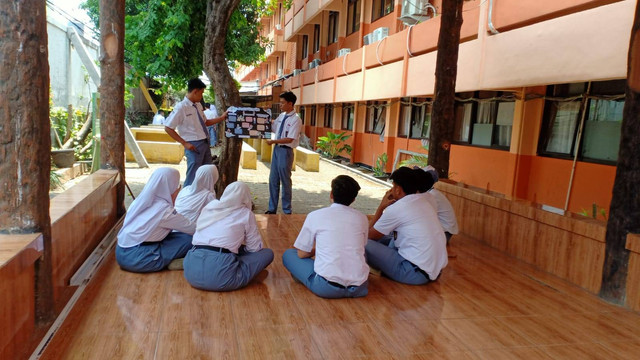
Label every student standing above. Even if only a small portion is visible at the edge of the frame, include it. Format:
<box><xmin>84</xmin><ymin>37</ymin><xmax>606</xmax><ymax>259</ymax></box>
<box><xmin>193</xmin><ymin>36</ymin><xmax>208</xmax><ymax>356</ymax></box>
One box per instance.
<box><xmin>264</xmin><ymin>91</ymin><xmax>302</xmax><ymax>214</ymax></box>
<box><xmin>183</xmin><ymin>182</ymin><xmax>274</xmax><ymax>291</ymax></box>
<box><xmin>203</xmin><ymin>102</ymin><xmax>219</xmax><ymax>147</ymax></box>
<box><xmin>164</xmin><ymin>78</ymin><xmax>227</xmax><ymax>186</ymax></box>
<box><xmin>282</xmin><ymin>175</ymin><xmax>369</xmax><ymax>298</ymax></box>
<box><xmin>115</xmin><ymin>167</ymin><xmax>195</xmax><ymax>273</ymax></box>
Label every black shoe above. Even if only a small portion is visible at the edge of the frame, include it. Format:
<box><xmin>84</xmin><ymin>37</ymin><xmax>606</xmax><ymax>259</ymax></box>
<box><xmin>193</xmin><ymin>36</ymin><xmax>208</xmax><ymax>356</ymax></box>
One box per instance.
<box><xmin>264</xmin><ymin>210</ymin><xmax>276</xmax><ymax>214</ymax></box>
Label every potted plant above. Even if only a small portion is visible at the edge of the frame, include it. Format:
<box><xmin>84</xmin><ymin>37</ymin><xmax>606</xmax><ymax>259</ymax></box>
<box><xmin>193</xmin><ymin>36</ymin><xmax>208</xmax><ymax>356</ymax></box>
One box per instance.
<box><xmin>316</xmin><ymin>131</ymin><xmax>353</xmax><ymax>159</ymax></box>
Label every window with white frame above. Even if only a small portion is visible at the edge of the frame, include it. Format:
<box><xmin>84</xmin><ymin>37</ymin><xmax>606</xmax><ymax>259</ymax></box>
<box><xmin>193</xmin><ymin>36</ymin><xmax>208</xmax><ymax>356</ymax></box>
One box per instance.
<box><xmin>324</xmin><ymin>104</ymin><xmax>334</xmax><ymax>128</ymax></box>
<box><xmin>453</xmin><ymin>91</ymin><xmax>515</xmax><ymax>149</ymax></box>
<box><xmin>341</xmin><ymin>103</ymin><xmax>354</xmax><ymax>130</ymax></box>
<box><xmin>538</xmin><ymin>80</ymin><xmax>625</xmax><ymax>163</ymax></box>
<box><xmin>365</xmin><ymin>101</ymin><xmax>386</xmax><ymax>134</ymax></box>
<box><xmin>398</xmin><ymin>97</ymin><xmax>431</xmax><ymax>139</ymax></box>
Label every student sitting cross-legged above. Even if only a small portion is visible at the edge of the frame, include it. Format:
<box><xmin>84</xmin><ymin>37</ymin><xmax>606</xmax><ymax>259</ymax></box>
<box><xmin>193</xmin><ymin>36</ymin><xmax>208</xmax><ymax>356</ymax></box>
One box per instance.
<box><xmin>183</xmin><ymin>181</ymin><xmax>274</xmax><ymax>291</ymax></box>
<box><xmin>174</xmin><ymin>164</ymin><xmax>219</xmax><ymax>223</ymax></box>
<box><xmin>366</xmin><ymin>167</ymin><xmax>448</xmax><ymax>285</ymax></box>
<box><xmin>116</xmin><ymin>167</ymin><xmax>196</xmax><ymax>273</ymax></box>
<box><xmin>419</xmin><ymin>166</ymin><xmax>459</xmax><ymax>244</ymax></box>
<box><xmin>282</xmin><ymin>175</ymin><xmax>370</xmax><ymax>299</ymax></box>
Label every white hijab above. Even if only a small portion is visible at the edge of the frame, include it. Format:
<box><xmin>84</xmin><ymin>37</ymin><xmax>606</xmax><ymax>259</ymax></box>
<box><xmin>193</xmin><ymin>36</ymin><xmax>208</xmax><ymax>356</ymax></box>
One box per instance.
<box><xmin>174</xmin><ymin>165</ymin><xmax>218</xmax><ymax>222</ymax></box>
<box><xmin>196</xmin><ymin>181</ymin><xmax>252</xmax><ymax>230</ymax></box>
<box><xmin>118</xmin><ymin>167</ymin><xmax>180</xmax><ymax>246</ymax></box>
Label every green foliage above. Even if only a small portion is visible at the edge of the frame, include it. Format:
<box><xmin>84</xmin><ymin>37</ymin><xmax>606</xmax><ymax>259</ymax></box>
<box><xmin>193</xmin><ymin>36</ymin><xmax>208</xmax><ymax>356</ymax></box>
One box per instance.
<box><xmin>50</xmin><ymin>106</ymin><xmax>92</xmax><ymax>160</ymax></box>
<box><xmin>579</xmin><ymin>203</ymin><xmax>608</xmax><ymax>221</ymax></box>
<box><xmin>373</xmin><ymin>153</ymin><xmax>388</xmax><ymax>177</ymax></box>
<box><xmin>316</xmin><ymin>131</ymin><xmax>352</xmax><ymax>159</ymax></box>
<box><xmin>50</xmin><ymin>169</ymin><xmax>64</xmax><ymax>190</ymax></box>
<box><xmin>81</xmin><ymin>0</ymin><xmax>269</xmax><ymax>92</ymax></box>
<box><xmin>399</xmin><ymin>143</ymin><xmax>429</xmax><ymax>168</ymax></box>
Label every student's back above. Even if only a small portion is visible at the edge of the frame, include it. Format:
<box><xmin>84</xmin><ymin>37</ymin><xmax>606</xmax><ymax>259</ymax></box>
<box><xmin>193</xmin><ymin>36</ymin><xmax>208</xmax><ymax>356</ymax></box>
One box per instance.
<box><xmin>301</xmin><ymin>204</ymin><xmax>369</xmax><ymax>286</ymax></box>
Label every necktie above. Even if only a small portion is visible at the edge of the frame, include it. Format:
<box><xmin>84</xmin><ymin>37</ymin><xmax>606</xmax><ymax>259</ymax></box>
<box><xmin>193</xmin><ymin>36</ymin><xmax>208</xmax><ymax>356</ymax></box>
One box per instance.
<box><xmin>193</xmin><ymin>104</ymin><xmax>210</xmax><ymax>142</ymax></box>
<box><xmin>276</xmin><ymin>114</ymin><xmax>289</xmax><ymax>140</ymax></box>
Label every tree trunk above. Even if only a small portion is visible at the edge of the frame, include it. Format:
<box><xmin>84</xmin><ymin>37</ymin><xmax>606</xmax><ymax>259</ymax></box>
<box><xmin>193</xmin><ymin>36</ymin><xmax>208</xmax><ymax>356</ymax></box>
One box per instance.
<box><xmin>428</xmin><ymin>0</ymin><xmax>464</xmax><ymax>179</ymax></box>
<box><xmin>204</xmin><ymin>0</ymin><xmax>243</xmax><ymax>194</ymax></box>
<box><xmin>99</xmin><ymin>0</ymin><xmax>126</xmax><ymax>216</ymax></box>
<box><xmin>600</xmin><ymin>1</ymin><xmax>640</xmax><ymax>304</ymax></box>
<box><xmin>0</xmin><ymin>0</ymin><xmax>55</xmax><ymax>323</ymax></box>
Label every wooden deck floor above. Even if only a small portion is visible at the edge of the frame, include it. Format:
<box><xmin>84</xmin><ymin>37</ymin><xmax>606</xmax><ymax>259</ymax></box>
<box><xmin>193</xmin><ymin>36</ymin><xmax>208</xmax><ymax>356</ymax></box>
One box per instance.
<box><xmin>40</xmin><ymin>215</ymin><xmax>640</xmax><ymax>359</ymax></box>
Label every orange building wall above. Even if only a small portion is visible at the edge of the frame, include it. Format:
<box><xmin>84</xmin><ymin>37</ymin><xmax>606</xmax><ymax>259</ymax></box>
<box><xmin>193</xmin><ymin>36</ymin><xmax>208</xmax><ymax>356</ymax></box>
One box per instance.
<box><xmin>449</xmin><ymin>145</ymin><xmax>516</xmax><ymax>195</ymax></box>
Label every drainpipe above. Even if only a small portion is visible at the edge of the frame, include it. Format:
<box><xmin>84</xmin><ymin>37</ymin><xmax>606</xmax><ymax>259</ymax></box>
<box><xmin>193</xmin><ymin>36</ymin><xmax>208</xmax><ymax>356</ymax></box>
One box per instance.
<box><xmin>488</xmin><ymin>0</ymin><xmax>500</xmax><ymax>35</ymax></box>
<box><xmin>564</xmin><ymin>81</ymin><xmax>591</xmax><ymax>212</ymax></box>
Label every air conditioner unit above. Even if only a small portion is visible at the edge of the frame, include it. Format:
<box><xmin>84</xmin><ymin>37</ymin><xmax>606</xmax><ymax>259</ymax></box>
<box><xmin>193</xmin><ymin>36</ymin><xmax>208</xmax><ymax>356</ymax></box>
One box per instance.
<box><xmin>308</xmin><ymin>58</ymin><xmax>322</xmax><ymax>69</ymax></box>
<box><xmin>372</xmin><ymin>27</ymin><xmax>389</xmax><ymax>42</ymax></box>
<box><xmin>293</xmin><ymin>69</ymin><xmax>302</xmax><ymax>76</ymax></box>
<box><xmin>275</xmin><ymin>23</ymin><xmax>282</xmax><ymax>30</ymax></box>
<box><xmin>363</xmin><ymin>33</ymin><xmax>374</xmax><ymax>46</ymax></box>
<box><xmin>399</xmin><ymin>0</ymin><xmax>431</xmax><ymax>25</ymax></box>
<box><xmin>337</xmin><ymin>48</ymin><xmax>351</xmax><ymax>58</ymax></box>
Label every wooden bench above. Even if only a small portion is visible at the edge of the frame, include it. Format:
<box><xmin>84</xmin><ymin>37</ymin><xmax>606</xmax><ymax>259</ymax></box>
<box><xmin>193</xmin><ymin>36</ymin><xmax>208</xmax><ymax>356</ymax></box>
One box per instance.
<box><xmin>295</xmin><ymin>146</ymin><xmax>319</xmax><ymax>172</ymax></box>
<box><xmin>125</xmin><ymin>141</ymin><xmax>184</xmax><ymax>164</ymax></box>
<box><xmin>240</xmin><ymin>141</ymin><xmax>257</xmax><ymax>169</ymax></box>
<box><xmin>124</xmin><ymin>127</ymin><xmax>184</xmax><ymax>164</ymax></box>
<box><xmin>0</xmin><ymin>233</ymin><xmax>42</xmax><ymax>360</ymax></box>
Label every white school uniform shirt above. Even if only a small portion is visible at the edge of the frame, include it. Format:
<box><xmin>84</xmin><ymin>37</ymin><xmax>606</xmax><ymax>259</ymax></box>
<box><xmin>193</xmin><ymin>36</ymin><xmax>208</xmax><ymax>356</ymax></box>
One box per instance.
<box><xmin>204</xmin><ymin>105</ymin><xmax>218</xmax><ymax>120</ymax></box>
<box><xmin>117</xmin><ymin>168</ymin><xmax>196</xmax><ymax>248</ymax></box>
<box><xmin>373</xmin><ymin>193</ymin><xmax>448</xmax><ymax>280</ymax></box>
<box><xmin>294</xmin><ymin>203</ymin><xmax>370</xmax><ymax>287</ymax></box>
<box><xmin>429</xmin><ymin>188</ymin><xmax>459</xmax><ymax>234</ymax></box>
<box><xmin>192</xmin><ymin>207</ymin><xmax>263</xmax><ymax>254</ymax></box>
<box><xmin>193</xmin><ymin>182</ymin><xmax>263</xmax><ymax>254</ymax></box>
<box><xmin>164</xmin><ymin>97</ymin><xmax>208</xmax><ymax>141</ymax></box>
<box><xmin>152</xmin><ymin>113</ymin><xmax>165</xmax><ymax>125</ymax></box>
<box><xmin>421</xmin><ymin>191</ymin><xmax>439</xmax><ymax>212</ymax></box>
<box><xmin>270</xmin><ymin>110</ymin><xmax>302</xmax><ymax>148</ymax></box>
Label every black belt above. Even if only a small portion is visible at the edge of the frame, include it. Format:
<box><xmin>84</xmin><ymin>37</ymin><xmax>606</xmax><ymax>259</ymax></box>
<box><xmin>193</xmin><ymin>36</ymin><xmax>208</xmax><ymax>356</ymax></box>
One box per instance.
<box><xmin>194</xmin><ymin>245</ymin><xmax>231</xmax><ymax>253</ymax></box>
<box><xmin>276</xmin><ymin>144</ymin><xmax>292</xmax><ymax>150</ymax></box>
<box><xmin>327</xmin><ymin>280</ymin><xmax>347</xmax><ymax>289</ymax></box>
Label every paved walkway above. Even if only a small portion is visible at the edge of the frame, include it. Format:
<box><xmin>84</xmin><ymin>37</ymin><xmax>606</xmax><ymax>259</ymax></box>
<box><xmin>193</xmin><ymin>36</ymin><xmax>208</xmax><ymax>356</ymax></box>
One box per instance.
<box><xmin>123</xmin><ymin>157</ymin><xmax>389</xmax><ymax>214</ymax></box>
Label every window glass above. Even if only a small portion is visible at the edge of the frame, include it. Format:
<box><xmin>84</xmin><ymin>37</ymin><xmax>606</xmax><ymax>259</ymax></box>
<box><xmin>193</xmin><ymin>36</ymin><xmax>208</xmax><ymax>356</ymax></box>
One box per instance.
<box><xmin>313</xmin><ymin>24</ymin><xmax>320</xmax><ymax>54</ymax></box>
<box><xmin>398</xmin><ymin>99</ymin><xmax>411</xmax><ymax>137</ymax></box>
<box><xmin>324</xmin><ymin>105</ymin><xmax>333</xmax><ymax>128</ymax></box>
<box><xmin>347</xmin><ymin>0</ymin><xmax>361</xmax><ymax>35</ymax></box>
<box><xmin>342</xmin><ymin>104</ymin><xmax>354</xmax><ymax>130</ymax></box>
<box><xmin>544</xmin><ymin>101</ymin><xmax>580</xmax><ymax>154</ymax></box>
<box><xmin>581</xmin><ymin>99</ymin><xmax>624</xmax><ymax>161</ymax></box>
<box><xmin>366</xmin><ymin>102</ymin><xmax>386</xmax><ymax>134</ymax></box>
<box><xmin>328</xmin><ymin>12</ymin><xmax>339</xmax><ymax>44</ymax></box>
<box><xmin>299</xmin><ymin>106</ymin><xmax>306</xmax><ymax>125</ymax></box>
<box><xmin>310</xmin><ymin>106</ymin><xmax>317</xmax><ymax>126</ymax></box>
<box><xmin>301</xmin><ymin>35</ymin><xmax>308</xmax><ymax>59</ymax></box>
<box><xmin>372</xmin><ymin>0</ymin><xmax>394</xmax><ymax>22</ymax></box>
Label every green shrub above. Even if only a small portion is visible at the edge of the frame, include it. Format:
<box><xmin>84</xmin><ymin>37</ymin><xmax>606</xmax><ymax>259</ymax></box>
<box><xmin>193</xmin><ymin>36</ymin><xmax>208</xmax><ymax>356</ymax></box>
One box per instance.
<box><xmin>316</xmin><ymin>131</ymin><xmax>352</xmax><ymax>159</ymax></box>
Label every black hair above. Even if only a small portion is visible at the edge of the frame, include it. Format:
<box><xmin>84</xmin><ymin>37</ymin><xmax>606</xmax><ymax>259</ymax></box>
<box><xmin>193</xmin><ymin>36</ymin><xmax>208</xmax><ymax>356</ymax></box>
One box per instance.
<box><xmin>187</xmin><ymin>78</ymin><xmax>206</xmax><ymax>92</ymax></box>
<box><xmin>204</xmin><ymin>102</ymin><xmax>211</xmax><ymax>109</ymax></box>
<box><xmin>415</xmin><ymin>168</ymin><xmax>435</xmax><ymax>193</ymax></box>
<box><xmin>279</xmin><ymin>91</ymin><xmax>297</xmax><ymax>105</ymax></box>
<box><xmin>389</xmin><ymin>166</ymin><xmax>420</xmax><ymax>195</ymax></box>
<box><xmin>331</xmin><ymin>175</ymin><xmax>361</xmax><ymax>206</ymax></box>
